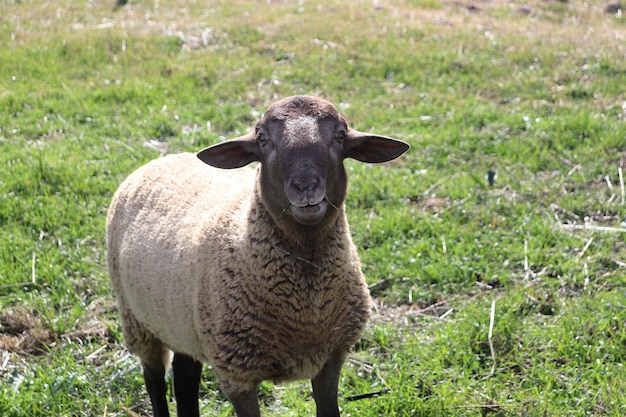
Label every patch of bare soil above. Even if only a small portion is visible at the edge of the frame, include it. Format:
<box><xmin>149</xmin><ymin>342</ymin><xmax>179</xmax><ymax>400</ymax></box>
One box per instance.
<box><xmin>0</xmin><ymin>298</ymin><xmax>116</xmax><ymax>356</ymax></box>
<box><xmin>0</xmin><ymin>298</ymin><xmax>119</xmax><ymax>380</ymax></box>
<box><xmin>0</xmin><ymin>307</ymin><xmax>55</xmax><ymax>355</ymax></box>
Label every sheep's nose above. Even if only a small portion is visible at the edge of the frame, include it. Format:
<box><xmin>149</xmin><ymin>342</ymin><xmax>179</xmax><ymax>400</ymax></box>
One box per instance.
<box><xmin>287</xmin><ymin>175</ymin><xmax>325</xmax><ymax>207</ymax></box>
<box><xmin>291</xmin><ymin>176</ymin><xmax>319</xmax><ymax>193</ymax></box>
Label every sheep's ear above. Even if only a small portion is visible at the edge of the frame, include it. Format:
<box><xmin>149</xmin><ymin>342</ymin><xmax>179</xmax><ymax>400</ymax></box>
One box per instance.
<box><xmin>197</xmin><ymin>132</ymin><xmax>259</xmax><ymax>169</ymax></box>
<box><xmin>343</xmin><ymin>129</ymin><xmax>410</xmax><ymax>163</ymax></box>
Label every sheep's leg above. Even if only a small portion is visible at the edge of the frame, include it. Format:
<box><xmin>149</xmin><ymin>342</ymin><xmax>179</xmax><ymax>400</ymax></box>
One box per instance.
<box><xmin>120</xmin><ymin>307</ymin><xmax>171</xmax><ymax>416</ymax></box>
<box><xmin>142</xmin><ymin>360</ymin><xmax>170</xmax><ymax>417</ymax></box>
<box><xmin>223</xmin><ymin>386</ymin><xmax>260</xmax><ymax>417</ymax></box>
<box><xmin>134</xmin><ymin>334</ymin><xmax>172</xmax><ymax>417</ymax></box>
<box><xmin>172</xmin><ymin>353</ymin><xmax>203</xmax><ymax>417</ymax></box>
<box><xmin>311</xmin><ymin>352</ymin><xmax>346</xmax><ymax>417</ymax></box>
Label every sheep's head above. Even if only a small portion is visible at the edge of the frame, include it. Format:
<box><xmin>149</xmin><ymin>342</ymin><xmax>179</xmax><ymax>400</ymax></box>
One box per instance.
<box><xmin>197</xmin><ymin>96</ymin><xmax>409</xmax><ymax>236</ymax></box>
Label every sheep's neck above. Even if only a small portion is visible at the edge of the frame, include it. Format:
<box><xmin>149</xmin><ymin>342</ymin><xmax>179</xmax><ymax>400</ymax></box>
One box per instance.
<box><xmin>267</xmin><ymin>219</ymin><xmax>343</xmax><ymax>271</ymax></box>
<box><xmin>269</xmin><ymin>237</ymin><xmax>324</xmax><ymax>271</ymax></box>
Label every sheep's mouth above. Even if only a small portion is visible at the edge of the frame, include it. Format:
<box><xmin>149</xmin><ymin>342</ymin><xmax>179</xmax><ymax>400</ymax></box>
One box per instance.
<box><xmin>291</xmin><ymin>200</ymin><xmax>328</xmax><ymax>225</ymax></box>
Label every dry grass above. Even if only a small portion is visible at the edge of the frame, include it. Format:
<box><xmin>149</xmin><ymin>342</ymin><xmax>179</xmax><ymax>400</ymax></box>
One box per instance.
<box><xmin>6</xmin><ymin>0</ymin><xmax>625</xmax><ymax>49</ymax></box>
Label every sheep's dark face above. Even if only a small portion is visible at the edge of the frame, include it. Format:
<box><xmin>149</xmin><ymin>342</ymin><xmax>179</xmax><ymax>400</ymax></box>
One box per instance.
<box><xmin>197</xmin><ymin>96</ymin><xmax>409</xmax><ymax>236</ymax></box>
<box><xmin>255</xmin><ymin>102</ymin><xmax>349</xmax><ymax>227</ymax></box>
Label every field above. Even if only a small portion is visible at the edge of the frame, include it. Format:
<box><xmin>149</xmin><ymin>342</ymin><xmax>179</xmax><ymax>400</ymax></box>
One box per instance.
<box><xmin>1</xmin><ymin>0</ymin><xmax>625</xmax><ymax>415</ymax></box>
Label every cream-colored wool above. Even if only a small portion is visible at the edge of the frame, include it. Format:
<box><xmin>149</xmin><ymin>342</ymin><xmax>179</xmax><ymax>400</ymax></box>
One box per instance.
<box><xmin>106</xmin><ymin>152</ymin><xmax>371</xmax><ymax>393</ymax></box>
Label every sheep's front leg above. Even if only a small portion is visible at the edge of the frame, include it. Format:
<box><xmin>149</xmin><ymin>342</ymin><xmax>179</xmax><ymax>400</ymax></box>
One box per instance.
<box><xmin>223</xmin><ymin>386</ymin><xmax>260</xmax><ymax>417</ymax></box>
<box><xmin>172</xmin><ymin>353</ymin><xmax>203</xmax><ymax>417</ymax></box>
<box><xmin>311</xmin><ymin>351</ymin><xmax>347</xmax><ymax>417</ymax></box>
<box><xmin>142</xmin><ymin>361</ymin><xmax>170</xmax><ymax>417</ymax></box>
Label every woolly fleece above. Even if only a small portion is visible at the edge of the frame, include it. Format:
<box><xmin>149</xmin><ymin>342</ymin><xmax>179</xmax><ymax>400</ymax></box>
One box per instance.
<box><xmin>106</xmin><ymin>152</ymin><xmax>371</xmax><ymax>393</ymax></box>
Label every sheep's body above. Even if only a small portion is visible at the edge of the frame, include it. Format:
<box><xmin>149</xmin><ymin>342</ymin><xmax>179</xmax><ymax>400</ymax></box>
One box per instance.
<box><xmin>107</xmin><ymin>95</ymin><xmax>409</xmax><ymax>417</ymax></box>
<box><xmin>107</xmin><ymin>153</ymin><xmax>370</xmax><ymax>392</ymax></box>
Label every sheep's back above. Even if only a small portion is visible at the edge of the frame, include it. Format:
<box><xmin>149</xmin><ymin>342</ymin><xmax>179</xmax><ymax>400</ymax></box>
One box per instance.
<box><xmin>107</xmin><ymin>152</ymin><xmax>255</xmax><ymax>359</ymax></box>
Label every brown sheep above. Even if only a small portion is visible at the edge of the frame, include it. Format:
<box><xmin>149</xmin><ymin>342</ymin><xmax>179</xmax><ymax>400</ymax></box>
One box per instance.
<box><xmin>106</xmin><ymin>96</ymin><xmax>409</xmax><ymax>417</ymax></box>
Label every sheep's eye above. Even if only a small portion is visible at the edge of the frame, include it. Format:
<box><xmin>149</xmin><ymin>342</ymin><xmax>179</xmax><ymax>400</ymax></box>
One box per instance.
<box><xmin>257</xmin><ymin>133</ymin><xmax>270</xmax><ymax>145</ymax></box>
<box><xmin>334</xmin><ymin>131</ymin><xmax>346</xmax><ymax>142</ymax></box>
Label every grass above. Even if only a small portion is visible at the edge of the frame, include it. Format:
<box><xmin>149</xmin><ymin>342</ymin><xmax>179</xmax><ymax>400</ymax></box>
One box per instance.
<box><xmin>1</xmin><ymin>0</ymin><xmax>625</xmax><ymax>415</ymax></box>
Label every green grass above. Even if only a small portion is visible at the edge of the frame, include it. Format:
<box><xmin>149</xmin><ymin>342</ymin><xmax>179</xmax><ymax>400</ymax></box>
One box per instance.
<box><xmin>1</xmin><ymin>0</ymin><xmax>625</xmax><ymax>415</ymax></box>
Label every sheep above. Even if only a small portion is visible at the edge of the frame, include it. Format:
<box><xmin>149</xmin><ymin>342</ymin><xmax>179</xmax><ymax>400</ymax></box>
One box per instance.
<box><xmin>106</xmin><ymin>95</ymin><xmax>409</xmax><ymax>417</ymax></box>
